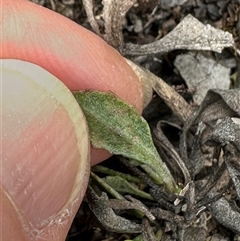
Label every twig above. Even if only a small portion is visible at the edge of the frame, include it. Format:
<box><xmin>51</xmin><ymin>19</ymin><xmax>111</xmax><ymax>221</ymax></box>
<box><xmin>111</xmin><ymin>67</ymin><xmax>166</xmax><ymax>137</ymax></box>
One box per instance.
<box><xmin>126</xmin><ymin>59</ymin><xmax>193</xmax><ymax>123</ymax></box>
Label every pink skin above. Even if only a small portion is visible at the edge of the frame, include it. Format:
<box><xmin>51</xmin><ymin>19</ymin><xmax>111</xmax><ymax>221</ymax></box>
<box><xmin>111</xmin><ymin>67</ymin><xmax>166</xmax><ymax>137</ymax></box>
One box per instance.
<box><xmin>1</xmin><ymin>0</ymin><xmax>143</xmax><ymax>164</ymax></box>
<box><xmin>1</xmin><ymin>0</ymin><xmax>143</xmax><ymax>240</ymax></box>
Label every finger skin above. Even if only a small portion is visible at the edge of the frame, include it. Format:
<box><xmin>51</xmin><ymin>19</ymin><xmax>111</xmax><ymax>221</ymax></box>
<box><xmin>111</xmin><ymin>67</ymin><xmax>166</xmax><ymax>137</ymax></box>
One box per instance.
<box><xmin>1</xmin><ymin>0</ymin><xmax>143</xmax><ymax>165</ymax></box>
<box><xmin>1</xmin><ymin>187</ymin><xmax>28</xmax><ymax>241</ymax></box>
<box><xmin>1</xmin><ymin>0</ymin><xmax>143</xmax><ymax>240</ymax></box>
<box><xmin>2</xmin><ymin>60</ymin><xmax>90</xmax><ymax>241</ymax></box>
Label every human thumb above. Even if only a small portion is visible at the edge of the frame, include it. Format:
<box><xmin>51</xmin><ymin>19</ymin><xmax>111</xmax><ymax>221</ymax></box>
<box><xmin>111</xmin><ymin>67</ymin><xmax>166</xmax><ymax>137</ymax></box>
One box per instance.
<box><xmin>1</xmin><ymin>59</ymin><xmax>90</xmax><ymax>241</ymax></box>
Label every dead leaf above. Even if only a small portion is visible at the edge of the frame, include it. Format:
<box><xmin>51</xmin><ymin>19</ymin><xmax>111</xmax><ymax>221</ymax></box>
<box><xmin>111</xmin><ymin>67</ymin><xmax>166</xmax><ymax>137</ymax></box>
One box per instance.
<box><xmin>126</xmin><ymin>14</ymin><xmax>234</xmax><ymax>55</ymax></box>
<box><xmin>174</xmin><ymin>53</ymin><xmax>231</xmax><ymax>104</ymax></box>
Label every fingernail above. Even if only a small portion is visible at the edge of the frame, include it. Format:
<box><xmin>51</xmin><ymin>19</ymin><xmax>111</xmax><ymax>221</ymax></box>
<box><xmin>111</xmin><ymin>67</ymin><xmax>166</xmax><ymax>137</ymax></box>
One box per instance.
<box><xmin>1</xmin><ymin>60</ymin><xmax>90</xmax><ymax>237</ymax></box>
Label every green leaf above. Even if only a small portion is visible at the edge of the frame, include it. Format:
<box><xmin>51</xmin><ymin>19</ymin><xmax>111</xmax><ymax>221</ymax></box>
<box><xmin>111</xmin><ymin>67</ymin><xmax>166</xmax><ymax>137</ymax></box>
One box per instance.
<box><xmin>73</xmin><ymin>91</ymin><xmax>178</xmax><ymax>192</ymax></box>
<box><xmin>90</xmin><ymin>171</ymin><xmax>124</xmax><ymax>200</ymax></box>
<box><xmin>90</xmin><ymin>172</ymin><xmax>145</xmax><ymax>218</ymax></box>
<box><xmin>103</xmin><ymin>176</ymin><xmax>153</xmax><ymax>200</ymax></box>
<box><xmin>92</xmin><ymin>165</ymin><xmax>143</xmax><ymax>184</ymax></box>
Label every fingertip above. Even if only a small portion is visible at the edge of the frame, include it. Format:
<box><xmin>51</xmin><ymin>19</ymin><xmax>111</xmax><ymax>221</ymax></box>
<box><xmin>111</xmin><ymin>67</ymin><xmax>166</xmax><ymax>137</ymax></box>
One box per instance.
<box><xmin>2</xmin><ymin>59</ymin><xmax>90</xmax><ymax>241</ymax></box>
<box><xmin>2</xmin><ymin>0</ymin><xmax>144</xmax><ymax>166</ymax></box>
<box><xmin>2</xmin><ymin>0</ymin><xmax>143</xmax><ymax>112</ymax></box>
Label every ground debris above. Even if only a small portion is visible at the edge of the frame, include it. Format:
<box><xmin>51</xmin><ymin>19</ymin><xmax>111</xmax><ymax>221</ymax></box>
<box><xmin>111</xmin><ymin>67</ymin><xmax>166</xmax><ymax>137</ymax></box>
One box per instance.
<box><xmin>28</xmin><ymin>0</ymin><xmax>240</xmax><ymax>240</ymax></box>
<box><xmin>86</xmin><ymin>186</ymin><xmax>142</xmax><ymax>234</ymax></box>
<box><xmin>125</xmin><ymin>14</ymin><xmax>234</xmax><ymax>56</ymax></box>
